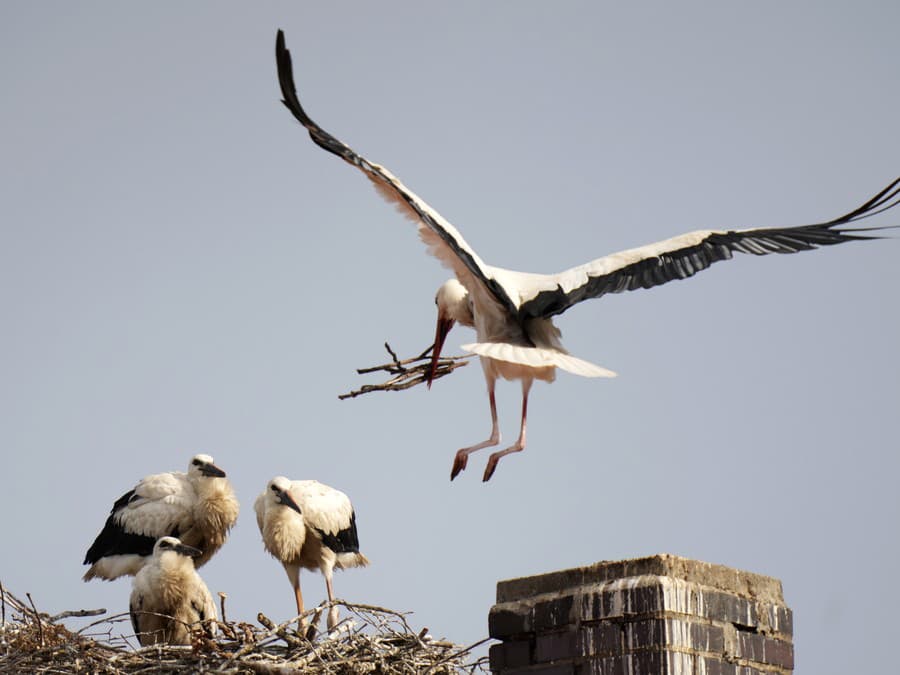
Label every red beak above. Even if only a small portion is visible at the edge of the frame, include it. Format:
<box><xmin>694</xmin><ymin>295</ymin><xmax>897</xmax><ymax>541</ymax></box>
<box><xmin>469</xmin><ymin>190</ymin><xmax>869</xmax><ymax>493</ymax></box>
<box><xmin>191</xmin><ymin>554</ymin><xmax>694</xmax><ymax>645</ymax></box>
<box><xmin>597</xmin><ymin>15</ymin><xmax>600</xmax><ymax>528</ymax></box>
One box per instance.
<box><xmin>427</xmin><ymin>314</ymin><xmax>455</xmax><ymax>388</ymax></box>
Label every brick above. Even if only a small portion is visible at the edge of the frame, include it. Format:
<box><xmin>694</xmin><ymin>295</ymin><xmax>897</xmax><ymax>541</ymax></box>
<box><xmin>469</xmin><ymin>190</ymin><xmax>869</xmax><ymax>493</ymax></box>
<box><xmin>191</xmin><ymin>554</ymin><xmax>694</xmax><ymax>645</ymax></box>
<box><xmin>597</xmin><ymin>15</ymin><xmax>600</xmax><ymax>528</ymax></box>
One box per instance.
<box><xmin>736</xmin><ymin>632</ymin><xmax>794</xmax><ymax>669</ymax></box>
<box><xmin>697</xmin><ymin>589</ymin><xmax>758</xmax><ymax>627</ymax></box>
<box><xmin>762</xmin><ymin>637</ymin><xmax>794</xmax><ymax>669</ymax></box>
<box><xmin>489</xmin><ymin>640</ymin><xmax>531</xmax><ymax>670</ymax></box>
<box><xmin>490</xmin><ymin>604</ymin><xmax>534</xmax><ymax>638</ymax></box>
<box><xmin>698</xmin><ymin>656</ymin><xmax>737</xmax><ymax>675</ymax></box>
<box><xmin>583</xmin><ymin>583</ymin><xmax>667</xmax><ymax>621</ymax></box>
<box><xmin>534</xmin><ymin>595</ymin><xmax>575</xmax><ymax>630</ymax></box>
<box><xmin>629</xmin><ymin>584</ymin><xmax>666</xmax><ymax>615</ymax></box>
<box><xmin>535</xmin><ymin>630</ymin><xmax>576</xmax><ymax>663</ymax></box>
<box><xmin>737</xmin><ymin>632</ymin><xmax>766</xmax><ymax>663</ymax></box>
<box><xmin>578</xmin><ymin>623</ymin><xmax>622</xmax><ymax>656</ymax></box>
<box><xmin>630</xmin><ymin>650</ymin><xmax>666</xmax><ymax>674</ymax></box>
<box><xmin>767</xmin><ymin>604</ymin><xmax>793</xmax><ymax>636</ymax></box>
<box><xmin>625</xmin><ymin>619</ymin><xmax>665</xmax><ymax>650</ymax></box>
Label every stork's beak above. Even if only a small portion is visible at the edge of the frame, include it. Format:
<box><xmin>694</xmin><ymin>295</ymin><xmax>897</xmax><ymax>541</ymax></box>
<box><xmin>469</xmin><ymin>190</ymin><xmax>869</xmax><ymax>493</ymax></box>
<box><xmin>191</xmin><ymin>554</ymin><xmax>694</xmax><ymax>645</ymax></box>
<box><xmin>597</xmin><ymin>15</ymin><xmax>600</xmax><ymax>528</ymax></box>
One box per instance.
<box><xmin>427</xmin><ymin>313</ymin><xmax>456</xmax><ymax>389</ymax></box>
<box><xmin>175</xmin><ymin>543</ymin><xmax>203</xmax><ymax>558</ymax></box>
<box><xmin>277</xmin><ymin>488</ymin><xmax>303</xmax><ymax>515</ymax></box>
<box><xmin>200</xmin><ymin>462</ymin><xmax>226</xmax><ymax>478</ymax></box>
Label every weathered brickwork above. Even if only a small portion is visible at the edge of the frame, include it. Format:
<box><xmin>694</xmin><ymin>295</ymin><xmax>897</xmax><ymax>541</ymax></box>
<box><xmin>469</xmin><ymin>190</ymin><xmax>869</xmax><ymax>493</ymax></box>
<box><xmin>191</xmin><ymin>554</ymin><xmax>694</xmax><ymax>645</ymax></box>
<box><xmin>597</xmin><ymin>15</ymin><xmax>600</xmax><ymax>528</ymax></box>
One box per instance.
<box><xmin>489</xmin><ymin>554</ymin><xmax>793</xmax><ymax>675</ymax></box>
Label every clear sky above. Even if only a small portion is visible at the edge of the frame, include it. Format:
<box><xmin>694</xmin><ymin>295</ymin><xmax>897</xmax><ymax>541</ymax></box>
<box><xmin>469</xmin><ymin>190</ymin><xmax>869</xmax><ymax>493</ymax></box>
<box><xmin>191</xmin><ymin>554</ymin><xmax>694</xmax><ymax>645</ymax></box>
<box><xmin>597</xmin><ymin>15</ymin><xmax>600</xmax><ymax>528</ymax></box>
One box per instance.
<box><xmin>2</xmin><ymin>3</ymin><xmax>898</xmax><ymax>672</ymax></box>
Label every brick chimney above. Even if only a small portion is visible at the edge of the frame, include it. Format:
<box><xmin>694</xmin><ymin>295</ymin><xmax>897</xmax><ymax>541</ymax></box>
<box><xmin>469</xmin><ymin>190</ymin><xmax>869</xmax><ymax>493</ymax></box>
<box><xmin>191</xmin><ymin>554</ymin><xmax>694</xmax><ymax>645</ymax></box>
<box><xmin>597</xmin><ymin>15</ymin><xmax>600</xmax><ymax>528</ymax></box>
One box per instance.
<box><xmin>488</xmin><ymin>554</ymin><xmax>793</xmax><ymax>674</ymax></box>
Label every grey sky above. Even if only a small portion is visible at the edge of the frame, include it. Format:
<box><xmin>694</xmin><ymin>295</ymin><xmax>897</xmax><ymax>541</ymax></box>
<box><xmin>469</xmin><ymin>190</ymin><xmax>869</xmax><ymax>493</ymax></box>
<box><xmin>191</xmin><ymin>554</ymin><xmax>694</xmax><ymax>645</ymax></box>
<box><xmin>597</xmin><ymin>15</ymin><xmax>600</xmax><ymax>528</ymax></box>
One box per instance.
<box><xmin>2</xmin><ymin>3</ymin><xmax>898</xmax><ymax>672</ymax></box>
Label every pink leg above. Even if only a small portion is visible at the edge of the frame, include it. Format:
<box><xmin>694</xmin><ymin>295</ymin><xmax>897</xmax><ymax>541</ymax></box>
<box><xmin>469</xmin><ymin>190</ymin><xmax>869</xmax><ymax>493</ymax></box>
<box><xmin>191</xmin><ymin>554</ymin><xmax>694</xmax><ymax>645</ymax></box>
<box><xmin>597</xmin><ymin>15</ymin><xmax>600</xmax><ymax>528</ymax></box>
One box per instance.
<box><xmin>483</xmin><ymin>379</ymin><xmax>531</xmax><ymax>482</ymax></box>
<box><xmin>324</xmin><ymin>570</ymin><xmax>339</xmax><ymax>629</ymax></box>
<box><xmin>451</xmin><ymin>377</ymin><xmax>500</xmax><ymax>480</ymax></box>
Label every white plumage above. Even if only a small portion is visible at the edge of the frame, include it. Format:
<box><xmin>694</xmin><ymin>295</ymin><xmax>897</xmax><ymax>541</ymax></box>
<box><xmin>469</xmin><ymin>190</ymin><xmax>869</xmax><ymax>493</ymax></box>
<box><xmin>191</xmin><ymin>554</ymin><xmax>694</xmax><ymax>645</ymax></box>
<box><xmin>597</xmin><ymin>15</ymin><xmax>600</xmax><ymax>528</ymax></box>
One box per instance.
<box><xmin>255</xmin><ymin>476</ymin><xmax>369</xmax><ymax>630</ymax></box>
<box><xmin>129</xmin><ymin>536</ymin><xmax>218</xmax><ymax>646</ymax></box>
<box><xmin>83</xmin><ymin>454</ymin><xmax>239</xmax><ymax>581</ymax></box>
<box><xmin>275</xmin><ymin>30</ymin><xmax>899</xmax><ymax>482</ymax></box>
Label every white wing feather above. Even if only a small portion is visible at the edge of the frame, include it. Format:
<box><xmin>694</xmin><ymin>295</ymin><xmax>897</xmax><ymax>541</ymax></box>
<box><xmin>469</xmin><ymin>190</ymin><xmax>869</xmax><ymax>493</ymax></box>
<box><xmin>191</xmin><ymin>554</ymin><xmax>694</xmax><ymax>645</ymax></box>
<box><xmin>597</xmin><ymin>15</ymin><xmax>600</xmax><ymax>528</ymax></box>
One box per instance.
<box><xmin>116</xmin><ymin>472</ymin><xmax>195</xmax><ymax>536</ymax></box>
<box><xmin>290</xmin><ymin>480</ymin><xmax>355</xmax><ymax>536</ymax></box>
<box><xmin>462</xmin><ymin>342</ymin><xmax>616</xmax><ymax>377</ymax></box>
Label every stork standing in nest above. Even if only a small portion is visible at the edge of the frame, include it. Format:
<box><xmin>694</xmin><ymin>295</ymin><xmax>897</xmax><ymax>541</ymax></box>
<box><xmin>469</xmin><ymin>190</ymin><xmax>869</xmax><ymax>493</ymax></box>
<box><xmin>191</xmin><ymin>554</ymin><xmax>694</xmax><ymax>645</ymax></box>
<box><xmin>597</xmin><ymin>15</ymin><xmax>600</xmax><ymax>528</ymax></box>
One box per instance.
<box><xmin>129</xmin><ymin>536</ymin><xmax>217</xmax><ymax>646</ymax></box>
<box><xmin>83</xmin><ymin>454</ymin><xmax>239</xmax><ymax>580</ymax></box>
<box><xmin>255</xmin><ymin>476</ymin><xmax>369</xmax><ymax>630</ymax></box>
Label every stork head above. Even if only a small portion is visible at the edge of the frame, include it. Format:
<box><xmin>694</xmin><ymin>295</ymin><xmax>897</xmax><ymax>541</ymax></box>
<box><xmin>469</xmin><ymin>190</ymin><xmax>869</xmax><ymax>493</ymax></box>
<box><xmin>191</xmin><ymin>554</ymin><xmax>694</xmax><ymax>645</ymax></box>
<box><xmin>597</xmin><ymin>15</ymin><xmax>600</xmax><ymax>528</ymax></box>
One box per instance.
<box><xmin>267</xmin><ymin>476</ymin><xmax>303</xmax><ymax>515</ymax></box>
<box><xmin>189</xmin><ymin>454</ymin><xmax>227</xmax><ymax>478</ymax></box>
<box><xmin>428</xmin><ymin>279</ymin><xmax>472</xmax><ymax>388</ymax></box>
<box><xmin>153</xmin><ymin>536</ymin><xmax>202</xmax><ymax>560</ymax></box>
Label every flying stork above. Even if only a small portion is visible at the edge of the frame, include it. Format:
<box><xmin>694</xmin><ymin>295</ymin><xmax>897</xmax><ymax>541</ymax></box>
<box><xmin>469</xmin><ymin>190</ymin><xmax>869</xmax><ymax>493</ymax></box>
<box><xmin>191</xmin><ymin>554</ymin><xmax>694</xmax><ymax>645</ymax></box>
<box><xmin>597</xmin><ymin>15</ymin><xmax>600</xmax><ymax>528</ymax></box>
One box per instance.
<box><xmin>83</xmin><ymin>454</ymin><xmax>239</xmax><ymax>580</ymax></box>
<box><xmin>255</xmin><ymin>476</ymin><xmax>369</xmax><ymax>630</ymax></box>
<box><xmin>129</xmin><ymin>536</ymin><xmax>218</xmax><ymax>646</ymax></box>
<box><xmin>274</xmin><ymin>30</ymin><xmax>900</xmax><ymax>482</ymax></box>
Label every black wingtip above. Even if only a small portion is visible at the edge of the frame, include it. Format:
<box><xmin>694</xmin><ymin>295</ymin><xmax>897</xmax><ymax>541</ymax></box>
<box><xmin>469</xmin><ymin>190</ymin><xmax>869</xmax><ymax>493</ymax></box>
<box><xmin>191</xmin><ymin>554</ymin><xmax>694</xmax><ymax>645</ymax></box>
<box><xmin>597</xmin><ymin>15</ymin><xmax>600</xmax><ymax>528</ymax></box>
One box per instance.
<box><xmin>824</xmin><ymin>176</ymin><xmax>900</xmax><ymax>227</ymax></box>
<box><xmin>274</xmin><ymin>30</ymin><xmax>354</xmax><ymax>160</ymax></box>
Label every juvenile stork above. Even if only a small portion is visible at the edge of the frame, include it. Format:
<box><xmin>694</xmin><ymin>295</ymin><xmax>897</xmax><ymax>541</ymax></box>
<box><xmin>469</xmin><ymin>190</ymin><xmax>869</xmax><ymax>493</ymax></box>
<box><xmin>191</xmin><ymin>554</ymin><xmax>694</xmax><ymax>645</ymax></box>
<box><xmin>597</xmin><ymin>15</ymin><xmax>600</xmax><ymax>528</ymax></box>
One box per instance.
<box><xmin>83</xmin><ymin>454</ymin><xmax>239</xmax><ymax>580</ymax></box>
<box><xmin>129</xmin><ymin>536</ymin><xmax>218</xmax><ymax>646</ymax></box>
<box><xmin>255</xmin><ymin>476</ymin><xmax>369</xmax><ymax>630</ymax></box>
<box><xmin>275</xmin><ymin>31</ymin><xmax>900</xmax><ymax>482</ymax></box>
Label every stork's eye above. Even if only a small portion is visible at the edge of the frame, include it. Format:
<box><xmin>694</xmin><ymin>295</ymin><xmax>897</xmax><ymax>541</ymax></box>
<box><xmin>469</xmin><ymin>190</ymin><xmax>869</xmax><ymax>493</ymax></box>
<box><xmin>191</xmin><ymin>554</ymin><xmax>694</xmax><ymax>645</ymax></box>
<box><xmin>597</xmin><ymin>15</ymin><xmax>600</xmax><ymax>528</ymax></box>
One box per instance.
<box><xmin>192</xmin><ymin>459</ymin><xmax>201</xmax><ymax>466</ymax></box>
<box><xmin>271</xmin><ymin>485</ymin><xmax>279</xmax><ymax>492</ymax></box>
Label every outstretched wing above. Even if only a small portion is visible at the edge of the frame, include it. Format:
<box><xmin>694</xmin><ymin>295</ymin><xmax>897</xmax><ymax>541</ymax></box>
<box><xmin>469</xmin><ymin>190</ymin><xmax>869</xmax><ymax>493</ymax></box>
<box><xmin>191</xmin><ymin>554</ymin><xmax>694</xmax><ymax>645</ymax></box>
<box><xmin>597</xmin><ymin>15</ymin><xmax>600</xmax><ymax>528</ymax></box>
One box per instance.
<box><xmin>275</xmin><ymin>30</ymin><xmax>517</xmax><ymax>319</ymax></box>
<box><xmin>515</xmin><ymin>178</ymin><xmax>900</xmax><ymax>320</ymax></box>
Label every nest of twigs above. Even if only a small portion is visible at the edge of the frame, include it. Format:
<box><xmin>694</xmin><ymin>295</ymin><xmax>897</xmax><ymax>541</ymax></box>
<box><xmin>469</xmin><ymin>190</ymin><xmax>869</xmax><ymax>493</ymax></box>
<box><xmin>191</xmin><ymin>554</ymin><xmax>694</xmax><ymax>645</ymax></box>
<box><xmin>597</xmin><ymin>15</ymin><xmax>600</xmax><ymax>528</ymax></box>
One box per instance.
<box><xmin>339</xmin><ymin>343</ymin><xmax>471</xmax><ymax>400</ymax></box>
<box><xmin>0</xmin><ymin>583</ymin><xmax>488</xmax><ymax>674</ymax></box>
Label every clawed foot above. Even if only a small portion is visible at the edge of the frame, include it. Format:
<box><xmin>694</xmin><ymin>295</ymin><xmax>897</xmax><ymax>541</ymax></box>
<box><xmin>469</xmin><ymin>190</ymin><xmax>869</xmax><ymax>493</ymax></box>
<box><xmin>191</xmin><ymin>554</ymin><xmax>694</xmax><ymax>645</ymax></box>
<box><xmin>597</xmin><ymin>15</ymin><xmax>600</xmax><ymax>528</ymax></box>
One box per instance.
<box><xmin>482</xmin><ymin>441</ymin><xmax>525</xmax><ymax>482</ymax></box>
<box><xmin>327</xmin><ymin>605</ymin><xmax>340</xmax><ymax>631</ymax></box>
<box><xmin>450</xmin><ymin>451</ymin><xmax>469</xmax><ymax>480</ymax></box>
<box><xmin>483</xmin><ymin>455</ymin><xmax>500</xmax><ymax>482</ymax></box>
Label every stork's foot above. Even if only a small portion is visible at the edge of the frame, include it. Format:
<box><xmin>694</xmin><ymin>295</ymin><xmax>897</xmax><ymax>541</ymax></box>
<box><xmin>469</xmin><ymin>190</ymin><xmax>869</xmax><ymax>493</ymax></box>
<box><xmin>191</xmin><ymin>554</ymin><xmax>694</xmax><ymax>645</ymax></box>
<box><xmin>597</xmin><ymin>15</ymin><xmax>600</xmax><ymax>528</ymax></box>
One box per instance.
<box><xmin>327</xmin><ymin>605</ymin><xmax>340</xmax><ymax>631</ymax></box>
<box><xmin>483</xmin><ymin>442</ymin><xmax>525</xmax><ymax>482</ymax></box>
<box><xmin>450</xmin><ymin>451</ymin><xmax>469</xmax><ymax>480</ymax></box>
<box><xmin>483</xmin><ymin>455</ymin><xmax>500</xmax><ymax>482</ymax></box>
<box><xmin>295</xmin><ymin>614</ymin><xmax>317</xmax><ymax>640</ymax></box>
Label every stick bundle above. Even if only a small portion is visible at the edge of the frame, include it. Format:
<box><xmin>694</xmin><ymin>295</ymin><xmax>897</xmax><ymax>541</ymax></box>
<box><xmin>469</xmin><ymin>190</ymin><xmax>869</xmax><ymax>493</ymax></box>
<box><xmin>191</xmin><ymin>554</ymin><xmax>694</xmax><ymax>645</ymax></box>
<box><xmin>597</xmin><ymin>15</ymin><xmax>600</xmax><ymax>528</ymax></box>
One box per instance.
<box><xmin>339</xmin><ymin>343</ymin><xmax>472</xmax><ymax>400</ymax></box>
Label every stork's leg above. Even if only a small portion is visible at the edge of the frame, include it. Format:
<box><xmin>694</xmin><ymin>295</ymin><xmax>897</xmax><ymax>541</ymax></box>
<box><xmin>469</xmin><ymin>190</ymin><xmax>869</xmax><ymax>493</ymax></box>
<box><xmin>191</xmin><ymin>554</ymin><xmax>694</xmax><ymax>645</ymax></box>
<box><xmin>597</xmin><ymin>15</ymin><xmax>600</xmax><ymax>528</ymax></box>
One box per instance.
<box><xmin>483</xmin><ymin>379</ymin><xmax>531</xmax><ymax>482</ymax></box>
<box><xmin>285</xmin><ymin>566</ymin><xmax>308</xmax><ymax>629</ymax></box>
<box><xmin>451</xmin><ymin>377</ymin><xmax>500</xmax><ymax>480</ymax></box>
<box><xmin>294</xmin><ymin>584</ymin><xmax>304</xmax><ymax>619</ymax></box>
<box><xmin>324</xmin><ymin>569</ymin><xmax>339</xmax><ymax>629</ymax></box>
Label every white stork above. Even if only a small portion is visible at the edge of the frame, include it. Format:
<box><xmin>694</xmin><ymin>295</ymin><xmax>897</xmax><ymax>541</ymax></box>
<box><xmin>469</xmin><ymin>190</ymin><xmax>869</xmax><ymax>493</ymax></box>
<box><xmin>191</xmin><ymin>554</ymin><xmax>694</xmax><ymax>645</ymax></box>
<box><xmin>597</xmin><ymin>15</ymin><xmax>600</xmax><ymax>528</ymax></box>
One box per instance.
<box><xmin>255</xmin><ymin>476</ymin><xmax>369</xmax><ymax>630</ymax></box>
<box><xmin>274</xmin><ymin>31</ymin><xmax>900</xmax><ymax>482</ymax></box>
<box><xmin>83</xmin><ymin>454</ymin><xmax>239</xmax><ymax>580</ymax></box>
<box><xmin>129</xmin><ymin>536</ymin><xmax>218</xmax><ymax>646</ymax></box>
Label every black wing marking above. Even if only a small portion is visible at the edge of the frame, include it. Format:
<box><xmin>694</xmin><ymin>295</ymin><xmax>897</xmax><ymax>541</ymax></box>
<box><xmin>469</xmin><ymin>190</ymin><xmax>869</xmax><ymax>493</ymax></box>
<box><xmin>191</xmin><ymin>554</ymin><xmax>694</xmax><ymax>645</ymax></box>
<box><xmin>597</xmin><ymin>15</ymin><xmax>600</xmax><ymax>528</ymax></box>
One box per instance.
<box><xmin>517</xmin><ymin>178</ymin><xmax>900</xmax><ymax>320</ymax></box>
<box><xmin>315</xmin><ymin>510</ymin><xmax>361</xmax><ymax>554</ymax></box>
<box><xmin>275</xmin><ymin>30</ymin><xmax>518</xmax><ymax>318</ymax></box>
<box><xmin>83</xmin><ymin>489</ymin><xmax>159</xmax><ymax>565</ymax></box>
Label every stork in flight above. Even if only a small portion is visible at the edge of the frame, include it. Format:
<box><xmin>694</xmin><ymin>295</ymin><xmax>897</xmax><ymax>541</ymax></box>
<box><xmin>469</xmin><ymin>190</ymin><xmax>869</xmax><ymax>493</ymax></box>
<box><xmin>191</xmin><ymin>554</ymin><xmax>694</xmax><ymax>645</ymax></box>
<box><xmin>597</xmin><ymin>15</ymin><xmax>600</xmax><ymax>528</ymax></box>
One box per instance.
<box><xmin>274</xmin><ymin>30</ymin><xmax>899</xmax><ymax>482</ymax></box>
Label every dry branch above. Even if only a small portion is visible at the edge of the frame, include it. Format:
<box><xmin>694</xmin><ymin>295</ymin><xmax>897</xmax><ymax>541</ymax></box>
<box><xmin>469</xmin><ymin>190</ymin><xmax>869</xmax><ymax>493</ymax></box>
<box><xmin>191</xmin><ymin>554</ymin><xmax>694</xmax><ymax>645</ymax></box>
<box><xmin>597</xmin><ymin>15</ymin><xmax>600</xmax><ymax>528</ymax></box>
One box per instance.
<box><xmin>0</xmin><ymin>583</ymin><xmax>489</xmax><ymax>674</ymax></box>
<box><xmin>339</xmin><ymin>342</ymin><xmax>472</xmax><ymax>400</ymax></box>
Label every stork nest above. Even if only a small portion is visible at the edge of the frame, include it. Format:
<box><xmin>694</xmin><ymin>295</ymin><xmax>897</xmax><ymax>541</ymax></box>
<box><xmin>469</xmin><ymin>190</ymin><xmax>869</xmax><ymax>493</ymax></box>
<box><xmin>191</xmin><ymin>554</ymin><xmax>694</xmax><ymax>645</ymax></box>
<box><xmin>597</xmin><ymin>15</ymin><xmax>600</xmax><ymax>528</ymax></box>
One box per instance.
<box><xmin>339</xmin><ymin>343</ymin><xmax>472</xmax><ymax>400</ymax></box>
<box><xmin>0</xmin><ymin>583</ymin><xmax>489</xmax><ymax>674</ymax></box>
